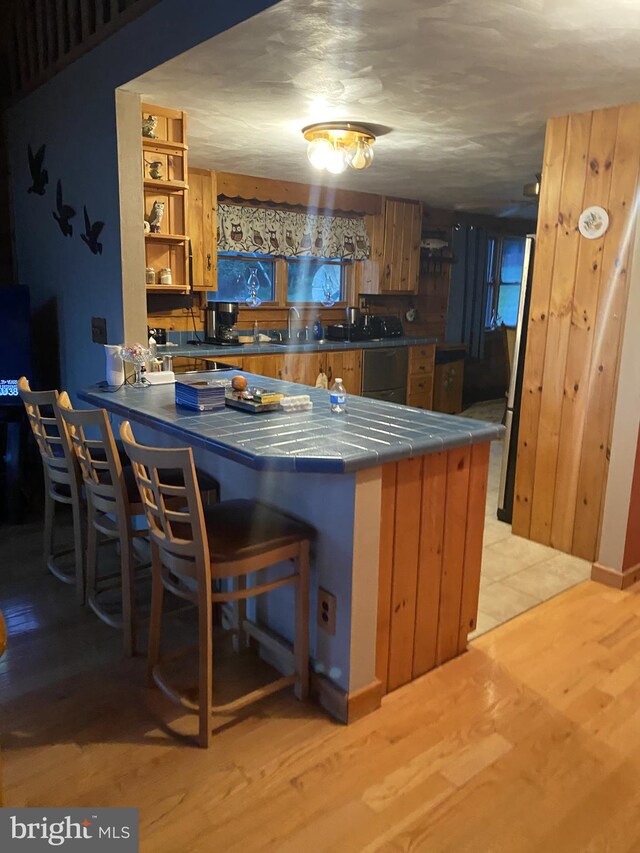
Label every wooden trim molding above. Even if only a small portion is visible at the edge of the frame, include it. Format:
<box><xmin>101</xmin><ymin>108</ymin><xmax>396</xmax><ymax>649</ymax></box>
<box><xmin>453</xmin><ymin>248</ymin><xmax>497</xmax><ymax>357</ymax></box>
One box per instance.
<box><xmin>216</xmin><ymin>171</ymin><xmax>382</xmax><ymax>216</ymax></box>
<box><xmin>591</xmin><ymin>561</ymin><xmax>640</xmax><ymax>590</ymax></box>
<box><xmin>310</xmin><ymin>673</ymin><xmax>383</xmax><ymax>724</ymax></box>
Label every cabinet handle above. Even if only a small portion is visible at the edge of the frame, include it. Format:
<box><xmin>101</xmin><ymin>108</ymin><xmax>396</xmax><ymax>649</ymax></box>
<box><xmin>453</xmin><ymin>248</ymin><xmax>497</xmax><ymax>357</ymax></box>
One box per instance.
<box><xmin>207</xmin><ymin>253</ymin><xmax>212</xmax><ymax>271</ymax></box>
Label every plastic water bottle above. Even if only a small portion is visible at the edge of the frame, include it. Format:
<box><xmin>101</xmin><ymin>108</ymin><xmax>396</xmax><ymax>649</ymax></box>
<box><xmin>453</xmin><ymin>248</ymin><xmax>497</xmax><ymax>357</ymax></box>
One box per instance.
<box><xmin>330</xmin><ymin>377</ymin><xmax>347</xmax><ymax>414</ymax></box>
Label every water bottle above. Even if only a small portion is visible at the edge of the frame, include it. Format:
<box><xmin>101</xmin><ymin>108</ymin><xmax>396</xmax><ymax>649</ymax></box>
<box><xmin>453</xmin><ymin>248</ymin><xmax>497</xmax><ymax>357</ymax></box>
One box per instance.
<box><xmin>330</xmin><ymin>377</ymin><xmax>347</xmax><ymax>414</ymax></box>
<box><xmin>313</xmin><ymin>319</ymin><xmax>323</xmax><ymax>340</ymax></box>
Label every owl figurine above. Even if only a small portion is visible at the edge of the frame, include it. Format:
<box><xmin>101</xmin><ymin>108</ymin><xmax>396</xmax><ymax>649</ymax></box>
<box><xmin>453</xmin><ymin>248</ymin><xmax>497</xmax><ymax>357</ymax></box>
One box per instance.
<box><xmin>147</xmin><ymin>200</ymin><xmax>165</xmax><ymax>233</ymax></box>
<box><xmin>142</xmin><ymin>114</ymin><xmax>158</xmax><ymax>138</ymax></box>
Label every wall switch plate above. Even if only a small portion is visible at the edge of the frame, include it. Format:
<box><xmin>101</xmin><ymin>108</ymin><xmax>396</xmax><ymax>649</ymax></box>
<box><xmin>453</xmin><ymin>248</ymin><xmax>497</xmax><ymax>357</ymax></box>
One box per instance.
<box><xmin>91</xmin><ymin>316</ymin><xmax>107</xmax><ymax>344</ymax></box>
<box><xmin>317</xmin><ymin>587</ymin><xmax>337</xmax><ymax>635</ymax></box>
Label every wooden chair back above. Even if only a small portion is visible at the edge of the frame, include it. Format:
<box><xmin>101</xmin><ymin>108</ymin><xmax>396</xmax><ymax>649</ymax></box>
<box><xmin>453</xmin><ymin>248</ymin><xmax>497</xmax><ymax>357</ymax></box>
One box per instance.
<box><xmin>56</xmin><ymin>399</ymin><xmax>131</xmax><ymax>519</ymax></box>
<box><xmin>18</xmin><ymin>376</ymin><xmax>79</xmax><ymax>494</ymax></box>
<box><xmin>118</xmin><ymin>421</ymin><xmax>210</xmax><ymax>593</ymax></box>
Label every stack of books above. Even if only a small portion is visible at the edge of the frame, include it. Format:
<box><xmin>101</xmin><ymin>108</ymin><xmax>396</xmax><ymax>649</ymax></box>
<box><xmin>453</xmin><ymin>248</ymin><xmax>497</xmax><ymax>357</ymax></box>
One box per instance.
<box><xmin>175</xmin><ymin>379</ymin><xmax>226</xmax><ymax>412</ymax></box>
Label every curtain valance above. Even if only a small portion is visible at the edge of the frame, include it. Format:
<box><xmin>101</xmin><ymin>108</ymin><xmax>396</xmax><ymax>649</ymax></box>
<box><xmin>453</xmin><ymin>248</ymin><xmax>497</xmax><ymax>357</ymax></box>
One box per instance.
<box><xmin>217</xmin><ymin>203</ymin><xmax>370</xmax><ymax>260</ymax></box>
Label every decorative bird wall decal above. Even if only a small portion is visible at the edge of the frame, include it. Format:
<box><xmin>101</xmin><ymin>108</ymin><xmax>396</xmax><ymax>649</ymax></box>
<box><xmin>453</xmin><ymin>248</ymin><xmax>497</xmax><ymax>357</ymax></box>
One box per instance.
<box><xmin>80</xmin><ymin>206</ymin><xmax>104</xmax><ymax>255</ymax></box>
<box><xmin>52</xmin><ymin>180</ymin><xmax>75</xmax><ymax>237</ymax></box>
<box><xmin>27</xmin><ymin>144</ymin><xmax>48</xmax><ymax>195</ymax></box>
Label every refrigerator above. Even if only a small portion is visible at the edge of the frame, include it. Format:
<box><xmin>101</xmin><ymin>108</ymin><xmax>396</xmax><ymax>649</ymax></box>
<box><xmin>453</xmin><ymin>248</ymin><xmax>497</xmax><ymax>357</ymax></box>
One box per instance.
<box><xmin>497</xmin><ymin>234</ymin><xmax>535</xmax><ymax>524</ymax></box>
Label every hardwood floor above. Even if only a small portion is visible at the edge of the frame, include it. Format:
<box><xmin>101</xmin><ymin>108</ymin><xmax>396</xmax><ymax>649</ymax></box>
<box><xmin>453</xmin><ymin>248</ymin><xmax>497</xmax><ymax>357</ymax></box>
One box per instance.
<box><xmin>2</xmin><ymin>512</ymin><xmax>640</xmax><ymax>851</ymax></box>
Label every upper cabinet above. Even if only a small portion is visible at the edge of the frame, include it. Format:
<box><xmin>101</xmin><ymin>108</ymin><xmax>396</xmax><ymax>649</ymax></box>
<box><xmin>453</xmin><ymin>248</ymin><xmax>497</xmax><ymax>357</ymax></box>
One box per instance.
<box><xmin>188</xmin><ymin>168</ymin><xmax>217</xmax><ymax>291</ymax></box>
<box><xmin>358</xmin><ymin>198</ymin><xmax>422</xmax><ymax>294</ymax></box>
<box><xmin>141</xmin><ymin>103</ymin><xmax>189</xmax><ymax>293</ymax></box>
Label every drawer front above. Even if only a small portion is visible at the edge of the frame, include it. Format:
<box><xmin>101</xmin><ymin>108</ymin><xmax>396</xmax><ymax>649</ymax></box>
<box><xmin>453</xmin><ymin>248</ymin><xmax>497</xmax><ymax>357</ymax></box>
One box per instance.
<box><xmin>407</xmin><ymin>374</ymin><xmax>433</xmax><ymax>408</ymax></box>
<box><xmin>408</xmin><ymin>344</ymin><xmax>435</xmax><ymax>375</ymax></box>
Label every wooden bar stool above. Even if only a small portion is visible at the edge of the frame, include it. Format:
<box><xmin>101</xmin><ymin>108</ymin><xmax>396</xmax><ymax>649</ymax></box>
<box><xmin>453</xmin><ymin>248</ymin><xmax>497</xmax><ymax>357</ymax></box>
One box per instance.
<box><xmin>57</xmin><ymin>400</ymin><xmax>149</xmax><ymax>655</ymax></box>
<box><xmin>57</xmin><ymin>400</ymin><xmax>221</xmax><ymax>655</ymax></box>
<box><xmin>119</xmin><ymin>420</ymin><xmax>313</xmax><ymax>748</ymax></box>
<box><xmin>18</xmin><ymin>377</ymin><xmax>85</xmax><ymax>603</ymax></box>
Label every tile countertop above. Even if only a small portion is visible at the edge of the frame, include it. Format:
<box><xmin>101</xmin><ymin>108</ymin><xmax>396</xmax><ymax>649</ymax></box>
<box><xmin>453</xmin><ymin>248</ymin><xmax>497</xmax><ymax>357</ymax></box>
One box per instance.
<box><xmin>155</xmin><ymin>336</ymin><xmax>439</xmax><ymax>359</ymax></box>
<box><xmin>79</xmin><ymin>371</ymin><xmax>503</xmax><ymax>474</ymax></box>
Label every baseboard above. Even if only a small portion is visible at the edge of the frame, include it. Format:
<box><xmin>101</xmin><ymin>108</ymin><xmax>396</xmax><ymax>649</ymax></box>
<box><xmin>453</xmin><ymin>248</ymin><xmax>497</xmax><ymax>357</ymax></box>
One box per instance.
<box><xmin>310</xmin><ymin>673</ymin><xmax>383</xmax><ymax>724</ymax></box>
<box><xmin>591</xmin><ymin>561</ymin><xmax>640</xmax><ymax>590</ymax></box>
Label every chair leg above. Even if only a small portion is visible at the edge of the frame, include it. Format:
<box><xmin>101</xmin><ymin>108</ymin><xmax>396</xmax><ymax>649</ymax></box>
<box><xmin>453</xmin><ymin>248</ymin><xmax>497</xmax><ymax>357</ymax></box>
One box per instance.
<box><xmin>85</xmin><ymin>504</ymin><xmax>98</xmax><ymax>605</ymax></box>
<box><xmin>198</xmin><ymin>589</ymin><xmax>213</xmax><ymax>748</ymax></box>
<box><xmin>294</xmin><ymin>540</ymin><xmax>310</xmax><ymax>701</ymax></box>
<box><xmin>43</xmin><ymin>489</ymin><xmax>55</xmax><ymax>575</ymax></box>
<box><xmin>147</xmin><ymin>543</ymin><xmax>164</xmax><ymax>685</ymax></box>
<box><xmin>71</xmin><ymin>494</ymin><xmax>85</xmax><ymax>605</ymax></box>
<box><xmin>120</xmin><ymin>526</ymin><xmax>136</xmax><ymax>657</ymax></box>
<box><xmin>232</xmin><ymin>575</ymin><xmax>247</xmax><ymax>653</ymax></box>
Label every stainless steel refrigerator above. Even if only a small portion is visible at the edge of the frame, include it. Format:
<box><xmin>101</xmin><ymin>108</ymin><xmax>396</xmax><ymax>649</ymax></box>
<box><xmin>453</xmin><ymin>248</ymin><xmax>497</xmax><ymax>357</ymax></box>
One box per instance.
<box><xmin>497</xmin><ymin>234</ymin><xmax>535</xmax><ymax>523</ymax></box>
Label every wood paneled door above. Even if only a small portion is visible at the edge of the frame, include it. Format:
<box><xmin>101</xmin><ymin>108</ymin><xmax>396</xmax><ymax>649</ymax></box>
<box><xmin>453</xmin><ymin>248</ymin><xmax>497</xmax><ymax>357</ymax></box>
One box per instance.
<box><xmin>513</xmin><ymin>102</ymin><xmax>640</xmax><ymax>562</ymax></box>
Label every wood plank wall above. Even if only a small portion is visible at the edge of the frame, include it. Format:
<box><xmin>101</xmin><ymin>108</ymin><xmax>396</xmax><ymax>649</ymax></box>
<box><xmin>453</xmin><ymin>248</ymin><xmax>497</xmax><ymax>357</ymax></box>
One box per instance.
<box><xmin>0</xmin><ymin>0</ymin><xmax>160</xmax><ymax>101</ymax></box>
<box><xmin>513</xmin><ymin>103</ymin><xmax>640</xmax><ymax>561</ymax></box>
<box><xmin>376</xmin><ymin>443</ymin><xmax>490</xmax><ymax>694</ymax></box>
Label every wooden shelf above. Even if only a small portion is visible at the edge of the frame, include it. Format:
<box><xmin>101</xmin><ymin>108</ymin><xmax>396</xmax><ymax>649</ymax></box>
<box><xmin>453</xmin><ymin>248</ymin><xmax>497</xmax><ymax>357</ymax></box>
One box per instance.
<box><xmin>144</xmin><ymin>179</ymin><xmax>188</xmax><ymax>192</ymax></box>
<box><xmin>142</xmin><ymin>137</ymin><xmax>188</xmax><ymax>152</ymax></box>
<box><xmin>146</xmin><ymin>284</ymin><xmax>190</xmax><ymax>293</ymax></box>
<box><xmin>145</xmin><ymin>232</ymin><xmax>189</xmax><ymax>243</ymax></box>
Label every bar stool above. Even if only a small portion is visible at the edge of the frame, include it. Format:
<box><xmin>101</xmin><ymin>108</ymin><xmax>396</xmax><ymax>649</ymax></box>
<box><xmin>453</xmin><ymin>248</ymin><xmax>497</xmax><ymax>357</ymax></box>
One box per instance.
<box><xmin>57</xmin><ymin>400</ymin><xmax>220</xmax><ymax>656</ymax></box>
<box><xmin>18</xmin><ymin>378</ymin><xmax>85</xmax><ymax>603</ymax></box>
<box><xmin>119</xmin><ymin>420</ymin><xmax>313</xmax><ymax>748</ymax></box>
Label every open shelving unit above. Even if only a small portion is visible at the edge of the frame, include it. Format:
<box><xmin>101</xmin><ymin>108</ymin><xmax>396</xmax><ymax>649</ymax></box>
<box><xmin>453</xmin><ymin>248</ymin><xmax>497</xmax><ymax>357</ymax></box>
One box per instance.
<box><xmin>142</xmin><ymin>103</ymin><xmax>190</xmax><ymax>294</ymax></box>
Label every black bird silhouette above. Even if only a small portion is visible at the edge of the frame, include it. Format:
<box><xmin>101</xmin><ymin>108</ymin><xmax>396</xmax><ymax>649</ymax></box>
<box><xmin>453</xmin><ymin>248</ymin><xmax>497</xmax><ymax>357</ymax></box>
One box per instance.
<box><xmin>27</xmin><ymin>144</ymin><xmax>48</xmax><ymax>195</ymax></box>
<box><xmin>80</xmin><ymin>206</ymin><xmax>104</xmax><ymax>255</ymax></box>
<box><xmin>52</xmin><ymin>180</ymin><xmax>75</xmax><ymax>237</ymax></box>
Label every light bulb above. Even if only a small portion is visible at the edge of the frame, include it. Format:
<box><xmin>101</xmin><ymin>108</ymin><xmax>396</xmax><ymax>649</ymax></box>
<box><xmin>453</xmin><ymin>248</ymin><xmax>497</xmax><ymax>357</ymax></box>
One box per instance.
<box><xmin>347</xmin><ymin>139</ymin><xmax>374</xmax><ymax>169</ymax></box>
<box><xmin>325</xmin><ymin>145</ymin><xmax>347</xmax><ymax>174</ymax></box>
<box><xmin>307</xmin><ymin>138</ymin><xmax>332</xmax><ymax>170</ymax></box>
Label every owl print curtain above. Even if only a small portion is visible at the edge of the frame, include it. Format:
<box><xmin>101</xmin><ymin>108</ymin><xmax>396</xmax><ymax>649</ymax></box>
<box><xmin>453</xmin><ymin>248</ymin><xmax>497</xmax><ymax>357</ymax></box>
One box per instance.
<box><xmin>217</xmin><ymin>204</ymin><xmax>370</xmax><ymax>260</ymax></box>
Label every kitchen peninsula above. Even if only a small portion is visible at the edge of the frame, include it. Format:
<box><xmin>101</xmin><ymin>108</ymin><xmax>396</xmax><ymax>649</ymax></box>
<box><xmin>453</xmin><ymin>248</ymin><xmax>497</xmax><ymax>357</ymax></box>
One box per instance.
<box><xmin>80</xmin><ymin>371</ymin><xmax>502</xmax><ymax>722</ymax></box>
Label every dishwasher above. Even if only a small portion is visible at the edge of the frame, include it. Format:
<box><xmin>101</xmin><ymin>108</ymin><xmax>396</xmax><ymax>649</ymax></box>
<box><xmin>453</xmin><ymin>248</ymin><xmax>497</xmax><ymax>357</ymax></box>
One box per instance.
<box><xmin>361</xmin><ymin>347</ymin><xmax>408</xmax><ymax>404</ymax></box>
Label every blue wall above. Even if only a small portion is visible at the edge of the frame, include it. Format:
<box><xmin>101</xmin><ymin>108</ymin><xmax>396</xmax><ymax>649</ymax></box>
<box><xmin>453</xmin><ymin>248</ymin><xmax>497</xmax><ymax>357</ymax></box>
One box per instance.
<box><xmin>5</xmin><ymin>0</ymin><xmax>278</xmax><ymax>395</ymax></box>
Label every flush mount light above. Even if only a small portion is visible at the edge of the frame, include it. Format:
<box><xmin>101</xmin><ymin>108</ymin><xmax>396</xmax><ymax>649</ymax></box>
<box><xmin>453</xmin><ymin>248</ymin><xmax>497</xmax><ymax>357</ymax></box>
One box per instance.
<box><xmin>302</xmin><ymin>122</ymin><xmax>376</xmax><ymax>174</ymax></box>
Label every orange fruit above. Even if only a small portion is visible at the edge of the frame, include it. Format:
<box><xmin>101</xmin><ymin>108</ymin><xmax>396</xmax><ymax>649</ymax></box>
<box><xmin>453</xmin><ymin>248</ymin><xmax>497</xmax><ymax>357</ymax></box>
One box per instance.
<box><xmin>231</xmin><ymin>374</ymin><xmax>248</xmax><ymax>391</ymax></box>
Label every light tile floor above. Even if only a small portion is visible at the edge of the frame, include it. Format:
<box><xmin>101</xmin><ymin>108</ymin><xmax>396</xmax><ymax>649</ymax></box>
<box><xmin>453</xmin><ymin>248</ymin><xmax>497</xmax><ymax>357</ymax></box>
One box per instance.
<box><xmin>470</xmin><ymin>439</ymin><xmax>592</xmax><ymax>640</ymax></box>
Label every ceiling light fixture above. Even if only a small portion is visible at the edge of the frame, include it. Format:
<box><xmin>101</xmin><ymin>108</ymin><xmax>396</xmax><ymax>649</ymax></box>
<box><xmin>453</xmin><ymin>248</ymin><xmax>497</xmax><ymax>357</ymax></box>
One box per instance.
<box><xmin>302</xmin><ymin>122</ymin><xmax>376</xmax><ymax>174</ymax></box>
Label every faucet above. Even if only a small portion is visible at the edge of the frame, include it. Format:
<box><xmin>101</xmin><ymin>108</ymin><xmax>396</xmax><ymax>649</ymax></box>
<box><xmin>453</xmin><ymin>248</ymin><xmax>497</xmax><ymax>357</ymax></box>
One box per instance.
<box><xmin>287</xmin><ymin>306</ymin><xmax>300</xmax><ymax>341</ymax></box>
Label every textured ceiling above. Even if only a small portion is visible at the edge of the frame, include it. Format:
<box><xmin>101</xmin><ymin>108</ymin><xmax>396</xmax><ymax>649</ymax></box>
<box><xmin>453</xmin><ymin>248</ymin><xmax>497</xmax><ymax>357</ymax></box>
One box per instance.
<box><xmin>124</xmin><ymin>0</ymin><xmax>640</xmax><ymax>218</ymax></box>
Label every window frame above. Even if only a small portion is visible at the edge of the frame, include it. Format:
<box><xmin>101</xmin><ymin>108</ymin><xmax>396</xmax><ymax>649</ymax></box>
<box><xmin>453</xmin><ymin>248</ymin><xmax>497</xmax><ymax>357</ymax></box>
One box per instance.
<box><xmin>284</xmin><ymin>257</ymin><xmax>350</xmax><ymax>307</ymax></box>
<box><xmin>214</xmin><ymin>252</ymin><xmax>354</xmax><ymax>308</ymax></box>
<box><xmin>212</xmin><ymin>253</ymin><xmax>279</xmax><ymax>306</ymax></box>
<box><xmin>485</xmin><ymin>235</ymin><xmax>526</xmax><ymax>329</ymax></box>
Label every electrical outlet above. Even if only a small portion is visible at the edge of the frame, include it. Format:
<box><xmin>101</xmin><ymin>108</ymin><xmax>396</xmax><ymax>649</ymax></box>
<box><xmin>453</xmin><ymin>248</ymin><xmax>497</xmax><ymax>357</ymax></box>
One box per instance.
<box><xmin>91</xmin><ymin>316</ymin><xmax>107</xmax><ymax>344</ymax></box>
<box><xmin>317</xmin><ymin>587</ymin><xmax>336</xmax><ymax>635</ymax></box>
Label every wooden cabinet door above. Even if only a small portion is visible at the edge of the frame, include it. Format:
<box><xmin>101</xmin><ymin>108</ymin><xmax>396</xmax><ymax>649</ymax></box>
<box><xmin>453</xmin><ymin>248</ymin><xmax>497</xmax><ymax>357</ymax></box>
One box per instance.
<box><xmin>188</xmin><ymin>168</ymin><xmax>217</xmax><ymax>291</ymax></box>
<box><xmin>282</xmin><ymin>352</ymin><xmax>324</xmax><ymax>387</ymax></box>
<box><xmin>242</xmin><ymin>354</ymin><xmax>284</xmax><ymax>380</ymax></box>
<box><xmin>325</xmin><ymin>349</ymin><xmax>362</xmax><ymax>396</ymax></box>
<box><xmin>381</xmin><ymin>199</ymin><xmax>421</xmax><ymax>293</ymax></box>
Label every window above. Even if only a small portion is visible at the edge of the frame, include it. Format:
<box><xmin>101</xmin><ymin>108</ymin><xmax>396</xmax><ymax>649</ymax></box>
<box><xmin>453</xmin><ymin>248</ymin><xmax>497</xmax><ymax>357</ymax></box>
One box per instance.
<box><xmin>485</xmin><ymin>236</ymin><xmax>525</xmax><ymax>327</ymax></box>
<box><xmin>287</xmin><ymin>259</ymin><xmax>346</xmax><ymax>304</ymax></box>
<box><xmin>209</xmin><ymin>254</ymin><xmax>276</xmax><ymax>303</ymax></box>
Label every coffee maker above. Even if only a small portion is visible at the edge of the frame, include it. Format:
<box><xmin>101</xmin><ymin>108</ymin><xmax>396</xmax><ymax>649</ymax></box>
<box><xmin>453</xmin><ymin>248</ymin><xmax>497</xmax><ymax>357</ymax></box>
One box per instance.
<box><xmin>205</xmin><ymin>301</ymin><xmax>239</xmax><ymax>345</ymax></box>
